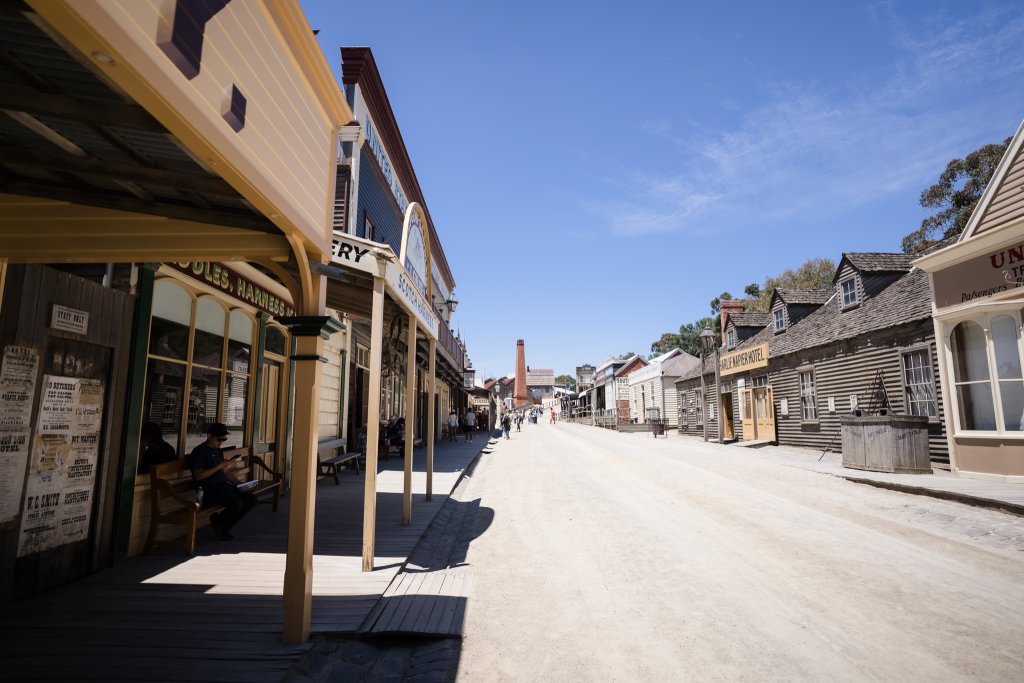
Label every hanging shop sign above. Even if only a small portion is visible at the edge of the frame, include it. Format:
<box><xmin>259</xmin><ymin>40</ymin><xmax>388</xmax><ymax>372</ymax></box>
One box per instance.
<box><xmin>0</xmin><ymin>346</ymin><xmax>38</xmax><ymax>524</ymax></box>
<box><xmin>720</xmin><ymin>343</ymin><xmax>770</xmax><ymax>377</ymax></box>
<box><xmin>168</xmin><ymin>262</ymin><xmax>295</xmax><ymax>318</ymax></box>
<box><xmin>18</xmin><ymin>375</ymin><xmax>105</xmax><ymax>556</ymax></box>
<box><xmin>331</xmin><ymin>234</ymin><xmax>381</xmax><ymax>276</ymax></box>
<box><xmin>385</xmin><ymin>261</ymin><xmax>439</xmax><ymax>340</ymax></box>
<box><xmin>50</xmin><ymin>305</ymin><xmax>89</xmax><ymax>335</ymax></box>
<box><xmin>400</xmin><ymin>203</ymin><xmax>432</xmax><ymax>302</ymax></box>
<box><xmin>931</xmin><ymin>239</ymin><xmax>1024</xmax><ymax>309</ymax></box>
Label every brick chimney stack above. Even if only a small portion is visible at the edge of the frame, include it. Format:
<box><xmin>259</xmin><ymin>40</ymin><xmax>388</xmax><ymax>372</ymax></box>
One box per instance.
<box><xmin>514</xmin><ymin>340</ymin><xmax>528</xmax><ymax>406</ymax></box>
<box><xmin>720</xmin><ymin>300</ymin><xmax>745</xmax><ymax>346</ymax></box>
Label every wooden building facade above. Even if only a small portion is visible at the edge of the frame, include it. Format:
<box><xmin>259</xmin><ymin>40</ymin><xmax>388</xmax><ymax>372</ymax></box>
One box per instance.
<box><xmin>677</xmin><ymin>254</ymin><xmax>949</xmax><ymax>463</ymax></box>
<box><xmin>916</xmin><ymin>119</ymin><xmax>1024</xmax><ymax>481</ymax></box>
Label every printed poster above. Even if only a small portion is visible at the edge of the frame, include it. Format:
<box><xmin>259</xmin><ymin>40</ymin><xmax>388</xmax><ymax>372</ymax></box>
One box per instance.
<box><xmin>0</xmin><ymin>345</ymin><xmax>38</xmax><ymax>524</ymax></box>
<box><xmin>18</xmin><ymin>376</ymin><xmax>104</xmax><ymax>556</ymax></box>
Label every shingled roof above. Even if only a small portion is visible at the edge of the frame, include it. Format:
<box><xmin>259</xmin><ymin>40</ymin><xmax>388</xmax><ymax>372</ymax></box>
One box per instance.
<box><xmin>678</xmin><ymin>267</ymin><xmax>933</xmax><ymax>381</ymax></box>
<box><xmin>727</xmin><ymin>312</ymin><xmax>772</xmax><ymax>328</ymax></box>
<box><xmin>773</xmin><ymin>288</ymin><xmax>833</xmax><ymax>305</ymax></box>
<box><xmin>841</xmin><ymin>252</ymin><xmax>916</xmax><ymax>274</ymax></box>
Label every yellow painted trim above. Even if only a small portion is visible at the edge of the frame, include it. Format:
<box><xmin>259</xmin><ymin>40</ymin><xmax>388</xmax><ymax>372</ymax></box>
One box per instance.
<box><xmin>26</xmin><ymin>0</ymin><xmax>351</xmax><ymax>260</ymax></box>
<box><xmin>264</xmin><ymin>0</ymin><xmax>352</xmax><ymax>125</ymax></box>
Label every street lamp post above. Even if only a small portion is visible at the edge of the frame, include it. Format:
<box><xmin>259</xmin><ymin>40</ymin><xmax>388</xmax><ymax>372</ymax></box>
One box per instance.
<box><xmin>699</xmin><ymin>327</ymin><xmax>716</xmax><ymax>443</ymax></box>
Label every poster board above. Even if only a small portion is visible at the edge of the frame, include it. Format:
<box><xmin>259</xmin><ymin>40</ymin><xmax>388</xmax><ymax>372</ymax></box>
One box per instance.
<box><xmin>0</xmin><ymin>346</ymin><xmax>39</xmax><ymax>524</ymax></box>
<box><xmin>17</xmin><ymin>375</ymin><xmax>104</xmax><ymax>556</ymax></box>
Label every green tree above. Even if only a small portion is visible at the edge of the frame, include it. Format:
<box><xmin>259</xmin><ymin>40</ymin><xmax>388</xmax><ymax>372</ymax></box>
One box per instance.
<box><xmin>650</xmin><ymin>332</ymin><xmax>684</xmax><ymax>356</ymax></box>
<box><xmin>709</xmin><ymin>291</ymin><xmax>733</xmax><ymax>315</ymax></box>
<box><xmin>747</xmin><ymin>257</ymin><xmax>836</xmax><ymax>312</ymax></box>
<box><xmin>554</xmin><ymin>374</ymin><xmax>576</xmax><ymax>391</ymax></box>
<box><xmin>676</xmin><ymin>317</ymin><xmax>721</xmax><ymax>357</ymax></box>
<box><xmin>902</xmin><ymin>137</ymin><xmax>1012</xmax><ymax>254</ymax></box>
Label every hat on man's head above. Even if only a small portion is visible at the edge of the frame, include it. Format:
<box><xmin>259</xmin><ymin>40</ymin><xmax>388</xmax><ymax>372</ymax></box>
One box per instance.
<box><xmin>207</xmin><ymin>422</ymin><xmax>230</xmax><ymax>438</ymax></box>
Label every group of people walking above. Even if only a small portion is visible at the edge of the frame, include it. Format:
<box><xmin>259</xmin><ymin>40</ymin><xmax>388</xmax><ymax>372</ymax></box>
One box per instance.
<box><xmin>447</xmin><ymin>407</ymin><xmax>487</xmax><ymax>442</ymax></box>
<box><xmin>444</xmin><ymin>406</ymin><xmax>560</xmax><ymax>442</ymax></box>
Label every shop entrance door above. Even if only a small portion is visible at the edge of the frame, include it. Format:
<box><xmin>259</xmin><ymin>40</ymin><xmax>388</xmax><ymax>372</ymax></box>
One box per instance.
<box><xmin>753</xmin><ymin>386</ymin><xmax>776</xmax><ymax>442</ymax></box>
<box><xmin>741</xmin><ymin>389</ymin><xmax>754</xmax><ymax>440</ymax></box>
<box><xmin>721</xmin><ymin>392</ymin><xmax>735</xmax><ymax>440</ymax></box>
<box><xmin>257</xmin><ymin>357</ymin><xmax>286</xmax><ymax>476</ymax></box>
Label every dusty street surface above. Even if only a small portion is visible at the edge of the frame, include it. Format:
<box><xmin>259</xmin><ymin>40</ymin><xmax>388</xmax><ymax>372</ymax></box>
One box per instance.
<box><xmin>455</xmin><ymin>422</ymin><xmax>1024</xmax><ymax>681</ymax></box>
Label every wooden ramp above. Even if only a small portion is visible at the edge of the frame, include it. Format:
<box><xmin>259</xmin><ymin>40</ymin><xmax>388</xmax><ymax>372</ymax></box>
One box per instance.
<box><xmin>0</xmin><ymin>440</ymin><xmax>482</xmax><ymax>682</ymax></box>
<box><xmin>360</xmin><ymin>569</ymin><xmax>474</xmax><ymax>637</ymax></box>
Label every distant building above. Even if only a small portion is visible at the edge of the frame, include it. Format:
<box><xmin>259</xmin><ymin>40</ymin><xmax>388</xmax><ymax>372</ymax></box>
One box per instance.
<box><xmin>527</xmin><ymin>367</ymin><xmax>556</xmax><ymax>401</ymax></box>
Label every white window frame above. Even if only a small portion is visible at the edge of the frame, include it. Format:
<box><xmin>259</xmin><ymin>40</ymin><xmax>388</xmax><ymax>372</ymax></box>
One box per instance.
<box><xmin>726</xmin><ymin>328</ymin><xmax>736</xmax><ymax>349</ymax></box>
<box><xmin>799</xmin><ymin>368</ymin><xmax>818</xmax><ymax>422</ymax></box>
<box><xmin>773</xmin><ymin>308</ymin><xmax>785</xmax><ymax>332</ymax></box>
<box><xmin>900</xmin><ymin>345</ymin><xmax>938</xmax><ymax>419</ymax></box>
<box><xmin>840</xmin><ymin>278</ymin><xmax>858</xmax><ymax>309</ymax></box>
<box><xmin>942</xmin><ymin>306</ymin><xmax>1024</xmax><ymax>437</ymax></box>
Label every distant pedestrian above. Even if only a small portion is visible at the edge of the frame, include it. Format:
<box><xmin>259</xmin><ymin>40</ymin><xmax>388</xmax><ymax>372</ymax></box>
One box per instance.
<box><xmin>550</xmin><ymin>409</ymin><xmax>556</xmax><ymax>424</ymax></box>
<box><xmin>464</xmin><ymin>409</ymin><xmax>476</xmax><ymax>441</ymax></box>
<box><xmin>447</xmin><ymin>409</ymin><xmax>458</xmax><ymax>442</ymax></box>
<box><xmin>515</xmin><ymin>412</ymin><xmax>522</xmax><ymax>432</ymax></box>
<box><xmin>501</xmin><ymin>413</ymin><xmax>512</xmax><ymax>439</ymax></box>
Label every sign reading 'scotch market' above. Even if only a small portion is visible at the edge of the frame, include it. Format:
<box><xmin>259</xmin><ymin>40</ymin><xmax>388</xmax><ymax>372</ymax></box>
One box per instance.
<box><xmin>932</xmin><ymin>240</ymin><xmax>1024</xmax><ymax>309</ymax></box>
<box><xmin>719</xmin><ymin>343</ymin><xmax>770</xmax><ymax>377</ymax></box>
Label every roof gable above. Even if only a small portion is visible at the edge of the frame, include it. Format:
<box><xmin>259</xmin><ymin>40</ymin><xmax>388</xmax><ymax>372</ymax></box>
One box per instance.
<box><xmin>833</xmin><ymin>253</ymin><xmax>915</xmax><ymax>283</ymax></box>
<box><xmin>961</xmin><ymin>119</ymin><xmax>1024</xmax><ymax>240</ymax></box>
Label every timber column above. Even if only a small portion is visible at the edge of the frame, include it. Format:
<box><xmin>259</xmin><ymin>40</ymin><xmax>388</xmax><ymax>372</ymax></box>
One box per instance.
<box><xmin>514</xmin><ymin>339</ymin><xmax>528</xmax><ymax>407</ymax></box>
<box><xmin>279</xmin><ymin>315</ymin><xmax>345</xmax><ymax>644</ymax></box>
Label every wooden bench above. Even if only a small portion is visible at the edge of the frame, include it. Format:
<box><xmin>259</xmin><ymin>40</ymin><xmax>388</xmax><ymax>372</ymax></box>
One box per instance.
<box><xmin>144</xmin><ymin>447</ymin><xmax>282</xmax><ymax>555</ymax></box>
<box><xmin>317</xmin><ymin>437</ymin><xmax>360</xmax><ymax>485</ymax></box>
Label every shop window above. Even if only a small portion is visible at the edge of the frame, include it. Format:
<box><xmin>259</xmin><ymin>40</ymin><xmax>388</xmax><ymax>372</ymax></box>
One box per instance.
<box><xmin>773</xmin><ymin>309</ymin><xmax>785</xmax><ymax>332</ymax></box>
<box><xmin>265</xmin><ymin>325</ymin><xmax>287</xmax><ymax>356</ymax></box>
<box><xmin>799</xmin><ymin>369</ymin><xmax>817</xmax><ymax>421</ymax></box>
<box><xmin>901</xmin><ymin>347</ymin><xmax>937</xmax><ymax>418</ymax></box>
<box><xmin>149</xmin><ymin>279</ymin><xmax>191</xmax><ymax>360</ymax></box>
<box><xmin>950</xmin><ymin>320</ymin><xmax>997</xmax><ymax>431</ymax></box>
<box><xmin>140</xmin><ymin>279</ymin><xmax>256</xmax><ymax>469</ymax></box>
<box><xmin>696</xmin><ymin>392</ymin><xmax>704</xmax><ymax>425</ymax></box>
<box><xmin>993</xmin><ymin>315</ymin><xmax>1024</xmax><ymax>431</ymax></box>
<box><xmin>840</xmin><ymin>278</ymin><xmax>858</xmax><ymax>309</ymax></box>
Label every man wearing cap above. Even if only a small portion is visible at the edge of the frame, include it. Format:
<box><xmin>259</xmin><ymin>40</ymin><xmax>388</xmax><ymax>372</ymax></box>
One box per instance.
<box><xmin>187</xmin><ymin>422</ymin><xmax>257</xmax><ymax>540</ymax></box>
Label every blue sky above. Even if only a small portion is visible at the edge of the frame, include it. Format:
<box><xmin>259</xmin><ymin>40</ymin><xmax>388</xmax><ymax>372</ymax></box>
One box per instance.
<box><xmin>301</xmin><ymin>0</ymin><xmax>1024</xmax><ymax>381</ymax></box>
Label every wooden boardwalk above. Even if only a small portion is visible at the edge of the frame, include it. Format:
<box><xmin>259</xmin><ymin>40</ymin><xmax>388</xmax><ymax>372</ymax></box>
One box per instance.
<box><xmin>0</xmin><ymin>439</ymin><xmax>482</xmax><ymax>682</ymax></box>
<box><xmin>360</xmin><ymin>568</ymin><xmax>474</xmax><ymax>636</ymax></box>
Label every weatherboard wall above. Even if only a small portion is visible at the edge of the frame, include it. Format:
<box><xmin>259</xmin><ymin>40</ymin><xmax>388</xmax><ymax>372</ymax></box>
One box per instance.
<box><xmin>356</xmin><ymin>144</ymin><xmax>404</xmax><ymax>254</ymax></box>
<box><xmin>767</xmin><ymin>319</ymin><xmax>948</xmax><ymax>462</ymax></box>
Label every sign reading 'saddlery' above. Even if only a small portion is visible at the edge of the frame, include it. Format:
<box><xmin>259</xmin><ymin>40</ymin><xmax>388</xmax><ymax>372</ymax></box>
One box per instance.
<box><xmin>719</xmin><ymin>343</ymin><xmax>769</xmax><ymax>377</ymax></box>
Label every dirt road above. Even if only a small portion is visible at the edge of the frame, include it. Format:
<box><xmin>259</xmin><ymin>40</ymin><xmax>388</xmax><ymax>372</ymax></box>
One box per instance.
<box><xmin>455</xmin><ymin>422</ymin><xmax>1024</xmax><ymax>681</ymax></box>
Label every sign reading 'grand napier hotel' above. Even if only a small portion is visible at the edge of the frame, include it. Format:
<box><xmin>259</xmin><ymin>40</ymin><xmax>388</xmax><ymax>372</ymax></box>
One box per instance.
<box><xmin>932</xmin><ymin>240</ymin><xmax>1024</xmax><ymax>309</ymax></box>
<box><xmin>719</xmin><ymin>343</ymin><xmax>770</xmax><ymax>377</ymax></box>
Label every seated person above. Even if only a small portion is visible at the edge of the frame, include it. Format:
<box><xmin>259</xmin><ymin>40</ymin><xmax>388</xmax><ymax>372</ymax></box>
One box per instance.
<box><xmin>138</xmin><ymin>421</ymin><xmax>177</xmax><ymax>474</ymax></box>
<box><xmin>187</xmin><ymin>422</ymin><xmax>256</xmax><ymax>540</ymax></box>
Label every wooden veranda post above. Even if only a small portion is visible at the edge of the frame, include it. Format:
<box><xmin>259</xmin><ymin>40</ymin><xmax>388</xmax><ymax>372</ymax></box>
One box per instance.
<box><xmin>362</xmin><ymin>276</ymin><xmax>386</xmax><ymax>571</ymax></box>
<box><xmin>403</xmin><ymin>317</ymin><xmax>416</xmax><ymax>525</ymax></box>
<box><xmin>426</xmin><ymin>339</ymin><xmax>436</xmax><ymax>501</ymax></box>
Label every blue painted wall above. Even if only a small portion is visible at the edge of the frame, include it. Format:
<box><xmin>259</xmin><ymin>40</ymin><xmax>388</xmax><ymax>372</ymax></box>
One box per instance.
<box><xmin>357</xmin><ymin>147</ymin><xmax>404</xmax><ymax>255</ymax></box>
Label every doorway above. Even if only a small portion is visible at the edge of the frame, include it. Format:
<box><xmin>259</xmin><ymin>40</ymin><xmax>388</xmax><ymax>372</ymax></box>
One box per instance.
<box><xmin>721</xmin><ymin>392</ymin><xmax>735</xmax><ymax>440</ymax></box>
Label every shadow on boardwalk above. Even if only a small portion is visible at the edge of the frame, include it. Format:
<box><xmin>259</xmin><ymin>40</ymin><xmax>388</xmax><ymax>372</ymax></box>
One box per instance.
<box><xmin>0</xmin><ymin>438</ymin><xmax>483</xmax><ymax>683</ymax></box>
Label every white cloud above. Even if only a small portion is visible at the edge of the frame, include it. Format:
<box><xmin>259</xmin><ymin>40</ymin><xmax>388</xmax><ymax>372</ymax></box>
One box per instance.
<box><xmin>598</xmin><ymin>8</ymin><xmax>1024</xmax><ymax>237</ymax></box>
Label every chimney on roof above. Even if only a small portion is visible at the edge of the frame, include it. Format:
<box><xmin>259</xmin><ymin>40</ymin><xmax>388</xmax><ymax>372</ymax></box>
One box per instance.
<box><xmin>720</xmin><ymin>300</ymin><xmax>745</xmax><ymax>346</ymax></box>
